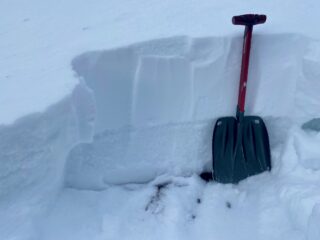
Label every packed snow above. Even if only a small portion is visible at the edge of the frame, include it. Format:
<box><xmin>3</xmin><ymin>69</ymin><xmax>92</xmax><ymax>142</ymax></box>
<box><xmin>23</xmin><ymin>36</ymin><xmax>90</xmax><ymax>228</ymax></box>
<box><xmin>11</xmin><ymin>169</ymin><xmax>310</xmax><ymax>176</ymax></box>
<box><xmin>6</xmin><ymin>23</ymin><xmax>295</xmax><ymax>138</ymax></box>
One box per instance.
<box><xmin>2</xmin><ymin>0</ymin><xmax>320</xmax><ymax>240</ymax></box>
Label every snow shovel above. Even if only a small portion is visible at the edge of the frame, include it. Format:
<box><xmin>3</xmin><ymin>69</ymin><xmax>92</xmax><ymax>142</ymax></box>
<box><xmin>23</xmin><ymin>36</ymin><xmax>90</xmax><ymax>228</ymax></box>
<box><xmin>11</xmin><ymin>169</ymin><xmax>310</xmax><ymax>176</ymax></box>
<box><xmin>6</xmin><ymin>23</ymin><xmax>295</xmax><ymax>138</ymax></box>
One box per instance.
<box><xmin>212</xmin><ymin>14</ymin><xmax>271</xmax><ymax>184</ymax></box>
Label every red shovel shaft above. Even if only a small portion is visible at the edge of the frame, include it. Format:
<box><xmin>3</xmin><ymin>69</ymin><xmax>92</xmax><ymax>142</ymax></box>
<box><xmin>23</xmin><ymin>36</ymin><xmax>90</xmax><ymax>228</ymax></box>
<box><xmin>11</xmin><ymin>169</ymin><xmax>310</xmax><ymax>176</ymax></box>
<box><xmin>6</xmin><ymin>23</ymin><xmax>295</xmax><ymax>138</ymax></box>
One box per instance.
<box><xmin>237</xmin><ymin>25</ymin><xmax>253</xmax><ymax>113</ymax></box>
<box><xmin>233</xmin><ymin>14</ymin><xmax>266</xmax><ymax>115</ymax></box>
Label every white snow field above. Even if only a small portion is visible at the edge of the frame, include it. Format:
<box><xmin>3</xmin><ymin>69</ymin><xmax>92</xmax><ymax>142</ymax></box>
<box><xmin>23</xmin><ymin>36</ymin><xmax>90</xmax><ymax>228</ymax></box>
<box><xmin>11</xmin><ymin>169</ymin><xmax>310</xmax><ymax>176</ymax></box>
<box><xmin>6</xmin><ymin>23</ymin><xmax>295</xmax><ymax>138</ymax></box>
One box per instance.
<box><xmin>2</xmin><ymin>0</ymin><xmax>320</xmax><ymax>240</ymax></box>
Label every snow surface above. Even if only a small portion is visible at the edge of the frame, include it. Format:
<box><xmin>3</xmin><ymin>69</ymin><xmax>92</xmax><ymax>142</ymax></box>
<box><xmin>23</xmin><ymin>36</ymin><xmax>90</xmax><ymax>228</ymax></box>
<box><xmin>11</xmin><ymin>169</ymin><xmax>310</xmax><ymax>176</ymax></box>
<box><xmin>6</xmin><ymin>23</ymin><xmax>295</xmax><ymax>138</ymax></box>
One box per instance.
<box><xmin>2</xmin><ymin>0</ymin><xmax>320</xmax><ymax>239</ymax></box>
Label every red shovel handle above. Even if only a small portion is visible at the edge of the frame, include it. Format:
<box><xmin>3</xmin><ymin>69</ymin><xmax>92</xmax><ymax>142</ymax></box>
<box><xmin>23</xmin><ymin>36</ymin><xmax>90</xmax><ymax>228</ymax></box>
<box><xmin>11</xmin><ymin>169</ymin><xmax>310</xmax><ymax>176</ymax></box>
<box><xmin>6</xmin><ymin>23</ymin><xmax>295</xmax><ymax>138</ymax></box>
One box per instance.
<box><xmin>234</xmin><ymin>14</ymin><xmax>266</xmax><ymax>117</ymax></box>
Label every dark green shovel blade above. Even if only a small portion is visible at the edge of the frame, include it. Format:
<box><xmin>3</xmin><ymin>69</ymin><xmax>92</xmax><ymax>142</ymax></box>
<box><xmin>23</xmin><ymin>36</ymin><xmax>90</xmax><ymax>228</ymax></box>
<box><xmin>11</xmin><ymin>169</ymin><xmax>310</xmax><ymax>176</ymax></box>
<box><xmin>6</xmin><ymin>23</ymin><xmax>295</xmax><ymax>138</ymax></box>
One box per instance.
<box><xmin>212</xmin><ymin>116</ymin><xmax>271</xmax><ymax>184</ymax></box>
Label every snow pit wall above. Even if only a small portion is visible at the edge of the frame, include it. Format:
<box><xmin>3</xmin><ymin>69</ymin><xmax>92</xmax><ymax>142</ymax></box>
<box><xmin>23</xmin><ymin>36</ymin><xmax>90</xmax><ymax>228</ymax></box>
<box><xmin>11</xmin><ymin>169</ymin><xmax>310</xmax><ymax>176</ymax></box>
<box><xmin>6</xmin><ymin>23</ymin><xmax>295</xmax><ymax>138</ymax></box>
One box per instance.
<box><xmin>66</xmin><ymin>34</ymin><xmax>320</xmax><ymax>189</ymax></box>
<box><xmin>1</xmin><ymin>33</ymin><xmax>320</xmax><ymax>209</ymax></box>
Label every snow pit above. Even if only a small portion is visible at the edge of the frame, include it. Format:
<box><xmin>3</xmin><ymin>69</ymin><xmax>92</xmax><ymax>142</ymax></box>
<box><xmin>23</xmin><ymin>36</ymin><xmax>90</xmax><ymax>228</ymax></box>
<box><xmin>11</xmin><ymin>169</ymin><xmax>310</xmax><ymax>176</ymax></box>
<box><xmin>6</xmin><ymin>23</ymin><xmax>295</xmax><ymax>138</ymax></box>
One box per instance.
<box><xmin>67</xmin><ymin>34</ymin><xmax>320</xmax><ymax>189</ymax></box>
<box><xmin>2</xmin><ymin>34</ymin><xmax>320</xmax><ymax>240</ymax></box>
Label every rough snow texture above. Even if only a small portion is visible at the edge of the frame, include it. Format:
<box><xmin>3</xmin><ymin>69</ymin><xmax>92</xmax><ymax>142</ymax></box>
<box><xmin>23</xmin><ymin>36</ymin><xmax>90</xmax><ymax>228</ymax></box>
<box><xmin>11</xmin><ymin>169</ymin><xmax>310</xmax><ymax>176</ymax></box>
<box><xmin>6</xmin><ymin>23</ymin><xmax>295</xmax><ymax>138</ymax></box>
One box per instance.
<box><xmin>0</xmin><ymin>84</ymin><xmax>94</xmax><ymax>239</ymax></box>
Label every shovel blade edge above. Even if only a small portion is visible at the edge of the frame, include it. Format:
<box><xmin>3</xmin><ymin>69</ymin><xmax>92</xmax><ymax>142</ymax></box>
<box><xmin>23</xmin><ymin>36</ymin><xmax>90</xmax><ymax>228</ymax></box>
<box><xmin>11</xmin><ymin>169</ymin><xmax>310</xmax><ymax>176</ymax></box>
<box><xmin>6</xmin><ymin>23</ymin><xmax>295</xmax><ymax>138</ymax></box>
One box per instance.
<box><xmin>212</xmin><ymin>116</ymin><xmax>271</xmax><ymax>184</ymax></box>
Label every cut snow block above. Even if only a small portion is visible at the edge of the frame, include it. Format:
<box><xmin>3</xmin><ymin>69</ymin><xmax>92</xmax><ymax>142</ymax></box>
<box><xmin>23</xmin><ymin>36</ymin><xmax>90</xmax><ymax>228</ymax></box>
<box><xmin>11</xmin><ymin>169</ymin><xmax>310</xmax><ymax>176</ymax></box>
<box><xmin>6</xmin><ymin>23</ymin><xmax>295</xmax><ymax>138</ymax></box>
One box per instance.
<box><xmin>68</xmin><ymin>35</ymin><xmax>320</xmax><ymax>185</ymax></box>
<box><xmin>132</xmin><ymin>56</ymin><xmax>192</xmax><ymax>126</ymax></box>
<box><xmin>64</xmin><ymin>121</ymin><xmax>212</xmax><ymax>188</ymax></box>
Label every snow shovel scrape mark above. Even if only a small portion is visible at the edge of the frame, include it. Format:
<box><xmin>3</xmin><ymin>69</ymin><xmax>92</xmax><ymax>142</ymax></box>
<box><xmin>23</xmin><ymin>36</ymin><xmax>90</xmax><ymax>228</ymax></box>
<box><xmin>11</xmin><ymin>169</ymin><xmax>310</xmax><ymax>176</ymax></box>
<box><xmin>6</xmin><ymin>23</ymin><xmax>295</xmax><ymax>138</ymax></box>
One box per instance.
<box><xmin>145</xmin><ymin>181</ymin><xmax>171</xmax><ymax>214</ymax></box>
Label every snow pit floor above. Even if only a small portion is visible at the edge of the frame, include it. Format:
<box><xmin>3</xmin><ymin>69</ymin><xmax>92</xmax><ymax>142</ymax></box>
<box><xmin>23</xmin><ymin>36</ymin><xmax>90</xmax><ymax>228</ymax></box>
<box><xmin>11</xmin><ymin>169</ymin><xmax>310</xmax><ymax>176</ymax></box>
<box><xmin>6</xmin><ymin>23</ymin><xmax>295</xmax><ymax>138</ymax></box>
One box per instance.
<box><xmin>40</xmin><ymin>170</ymin><xmax>320</xmax><ymax>240</ymax></box>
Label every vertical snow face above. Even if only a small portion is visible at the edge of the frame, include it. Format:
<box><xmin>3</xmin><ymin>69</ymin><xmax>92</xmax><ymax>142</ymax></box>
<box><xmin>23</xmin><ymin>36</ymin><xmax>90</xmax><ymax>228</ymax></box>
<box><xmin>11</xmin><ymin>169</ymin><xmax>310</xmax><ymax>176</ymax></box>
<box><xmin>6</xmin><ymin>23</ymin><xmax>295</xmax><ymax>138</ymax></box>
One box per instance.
<box><xmin>68</xmin><ymin>35</ymin><xmax>320</xmax><ymax>188</ymax></box>
<box><xmin>72</xmin><ymin>47</ymin><xmax>137</xmax><ymax>132</ymax></box>
<box><xmin>71</xmin><ymin>36</ymin><xmax>240</xmax><ymax>132</ymax></box>
<box><xmin>133</xmin><ymin>55</ymin><xmax>193</xmax><ymax>126</ymax></box>
<box><xmin>0</xmin><ymin>84</ymin><xmax>95</xmax><ymax>239</ymax></box>
<box><xmin>69</xmin><ymin>36</ymin><xmax>236</xmax><ymax>187</ymax></box>
<box><xmin>297</xmin><ymin>40</ymin><xmax>320</xmax><ymax>121</ymax></box>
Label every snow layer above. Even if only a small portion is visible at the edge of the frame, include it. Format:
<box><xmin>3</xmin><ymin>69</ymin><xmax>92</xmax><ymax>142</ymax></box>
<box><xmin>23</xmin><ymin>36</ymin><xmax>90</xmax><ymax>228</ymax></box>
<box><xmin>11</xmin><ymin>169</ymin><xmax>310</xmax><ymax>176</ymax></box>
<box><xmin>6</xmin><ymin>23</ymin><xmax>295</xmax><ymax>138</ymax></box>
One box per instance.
<box><xmin>2</xmin><ymin>0</ymin><xmax>320</xmax><ymax>240</ymax></box>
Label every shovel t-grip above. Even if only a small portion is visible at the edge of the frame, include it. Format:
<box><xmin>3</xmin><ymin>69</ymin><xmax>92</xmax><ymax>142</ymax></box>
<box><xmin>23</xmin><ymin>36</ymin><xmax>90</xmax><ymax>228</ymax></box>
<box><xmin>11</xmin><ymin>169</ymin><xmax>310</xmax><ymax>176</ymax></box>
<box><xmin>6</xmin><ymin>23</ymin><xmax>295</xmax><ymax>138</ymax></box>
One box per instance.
<box><xmin>232</xmin><ymin>14</ymin><xmax>266</xmax><ymax>26</ymax></box>
<box><xmin>233</xmin><ymin>14</ymin><xmax>266</xmax><ymax>119</ymax></box>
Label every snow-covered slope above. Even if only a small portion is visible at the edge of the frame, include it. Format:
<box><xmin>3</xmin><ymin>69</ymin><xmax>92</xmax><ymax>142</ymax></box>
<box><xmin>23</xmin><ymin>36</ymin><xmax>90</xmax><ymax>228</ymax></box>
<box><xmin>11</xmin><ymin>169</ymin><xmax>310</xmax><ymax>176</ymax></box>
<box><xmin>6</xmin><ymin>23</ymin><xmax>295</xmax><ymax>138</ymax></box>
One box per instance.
<box><xmin>1</xmin><ymin>0</ymin><xmax>320</xmax><ymax>125</ymax></box>
<box><xmin>2</xmin><ymin>0</ymin><xmax>320</xmax><ymax>240</ymax></box>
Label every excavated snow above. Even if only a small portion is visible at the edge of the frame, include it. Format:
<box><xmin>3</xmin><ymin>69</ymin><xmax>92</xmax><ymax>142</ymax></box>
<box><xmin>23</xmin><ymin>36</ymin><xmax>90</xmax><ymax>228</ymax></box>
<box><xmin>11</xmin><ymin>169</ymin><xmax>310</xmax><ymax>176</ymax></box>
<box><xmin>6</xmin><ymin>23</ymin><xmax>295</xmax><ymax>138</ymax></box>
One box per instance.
<box><xmin>65</xmin><ymin>34</ymin><xmax>320</xmax><ymax>188</ymax></box>
<box><xmin>34</xmin><ymin>34</ymin><xmax>320</xmax><ymax>240</ymax></box>
<box><xmin>2</xmin><ymin>32</ymin><xmax>320</xmax><ymax>240</ymax></box>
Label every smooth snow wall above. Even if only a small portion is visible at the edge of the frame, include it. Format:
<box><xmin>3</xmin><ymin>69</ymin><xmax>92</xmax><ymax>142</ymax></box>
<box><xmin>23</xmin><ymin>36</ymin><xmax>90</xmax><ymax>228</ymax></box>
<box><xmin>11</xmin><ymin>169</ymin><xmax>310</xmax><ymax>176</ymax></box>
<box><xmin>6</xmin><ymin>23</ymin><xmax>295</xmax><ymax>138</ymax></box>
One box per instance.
<box><xmin>67</xmin><ymin>34</ymin><xmax>320</xmax><ymax>189</ymax></box>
